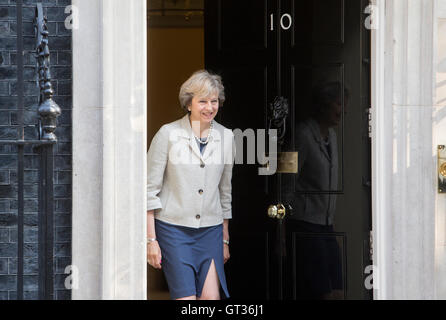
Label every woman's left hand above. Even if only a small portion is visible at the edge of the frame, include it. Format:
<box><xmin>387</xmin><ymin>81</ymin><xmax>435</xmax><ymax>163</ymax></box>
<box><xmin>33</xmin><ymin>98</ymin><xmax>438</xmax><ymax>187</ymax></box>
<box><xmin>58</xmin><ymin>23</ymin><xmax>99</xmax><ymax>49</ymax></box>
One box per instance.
<box><xmin>223</xmin><ymin>220</ymin><xmax>230</xmax><ymax>264</ymax></box>
<box><xmin>223</xmin><ymin>243</ymin><xmax>230</xmax><ymax>264</ymax></box>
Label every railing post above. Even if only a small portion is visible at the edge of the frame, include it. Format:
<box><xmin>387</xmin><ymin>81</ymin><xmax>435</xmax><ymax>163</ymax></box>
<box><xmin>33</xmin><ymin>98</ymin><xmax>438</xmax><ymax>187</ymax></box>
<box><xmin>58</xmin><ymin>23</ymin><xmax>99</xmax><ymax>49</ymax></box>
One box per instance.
<box><xmin>35</xmin><ymin>3</ymin><xmax>61</xmax><ymax>141</ymax></box>
<box><xmin>16</xmin><ymin>0</ymin><xmax>24</xmax><ymax>301</ymax></box>
<box><xmin>34</xmin><ymin>2</ymin><xmax>61</xmax><ymax>300</ymax></box>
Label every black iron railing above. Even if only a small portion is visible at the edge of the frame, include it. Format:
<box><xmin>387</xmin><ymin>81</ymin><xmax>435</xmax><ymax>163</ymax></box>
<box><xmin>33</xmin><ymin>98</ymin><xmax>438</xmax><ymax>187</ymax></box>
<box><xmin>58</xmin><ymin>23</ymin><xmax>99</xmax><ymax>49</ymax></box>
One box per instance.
<box><xmin>6</xmin><ymin>1</ymin><xmax>61</xmax><ymax>300</ymax></box>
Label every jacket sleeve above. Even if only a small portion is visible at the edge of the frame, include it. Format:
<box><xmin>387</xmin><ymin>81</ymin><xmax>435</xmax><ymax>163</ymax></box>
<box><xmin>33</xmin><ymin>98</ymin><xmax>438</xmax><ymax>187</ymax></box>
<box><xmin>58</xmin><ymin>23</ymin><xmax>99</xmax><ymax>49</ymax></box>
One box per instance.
<box><xmin>147</xmin><ymin>126</ymin><xmax>169</xmax><ymax>212</ymax></box>
<box><xmin>219</xmin><ymin>130</ymin><xmax>236</xmax><ymax>220</ymax></box>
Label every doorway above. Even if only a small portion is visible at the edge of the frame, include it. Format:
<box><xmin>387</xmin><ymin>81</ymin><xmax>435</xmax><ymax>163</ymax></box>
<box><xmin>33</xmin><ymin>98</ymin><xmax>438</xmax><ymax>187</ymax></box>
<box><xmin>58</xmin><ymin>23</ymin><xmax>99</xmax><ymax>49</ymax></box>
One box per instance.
<box><xmin>147</xmin><ymin>0</ymin><xmax>372</xmax><ymax>300</ymax></box>
<box><xmin>146</xmin><ymin>0</ymin><xmax>205</xmax><ymax>300</ymax></box>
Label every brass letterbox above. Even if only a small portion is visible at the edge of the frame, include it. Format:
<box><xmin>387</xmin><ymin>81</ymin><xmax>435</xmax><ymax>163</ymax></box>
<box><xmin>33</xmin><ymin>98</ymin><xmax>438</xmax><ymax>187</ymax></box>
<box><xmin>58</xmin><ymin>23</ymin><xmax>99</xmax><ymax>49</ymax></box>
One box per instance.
<box><xmin>277</xmin><ymin>152</ymin><xmax>298</xmax><ymax>174</ymax></box>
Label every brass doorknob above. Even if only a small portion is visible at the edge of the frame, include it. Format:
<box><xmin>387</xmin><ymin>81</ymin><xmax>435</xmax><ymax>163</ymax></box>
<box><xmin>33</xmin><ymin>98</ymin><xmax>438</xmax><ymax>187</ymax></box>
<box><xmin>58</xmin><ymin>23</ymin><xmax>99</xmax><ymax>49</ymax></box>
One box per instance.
<box><xmin>267</xmin><ymin>203</ymin><xmax>286</xmax><ymax>220</ymax></box>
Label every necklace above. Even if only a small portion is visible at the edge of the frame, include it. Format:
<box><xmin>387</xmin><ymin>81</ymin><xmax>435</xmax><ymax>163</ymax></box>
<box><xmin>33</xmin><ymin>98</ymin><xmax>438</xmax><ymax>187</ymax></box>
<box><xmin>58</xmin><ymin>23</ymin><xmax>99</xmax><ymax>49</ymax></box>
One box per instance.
<box><xmin>194</xmin><ymin>121</ymin><xmax>213</xmax><ymax>145</ymax></box>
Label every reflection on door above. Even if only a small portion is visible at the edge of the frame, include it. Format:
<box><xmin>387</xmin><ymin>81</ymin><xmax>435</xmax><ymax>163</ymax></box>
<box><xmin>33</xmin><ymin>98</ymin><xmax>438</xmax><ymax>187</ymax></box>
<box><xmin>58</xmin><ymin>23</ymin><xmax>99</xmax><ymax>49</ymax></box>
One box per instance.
<box><xmin>205</xmin><ymin>0</ymin><xmax>372</xmax><ymax>300</ymax></box>
<box><xmin>284</xmin><ymin>81</ymin><xmax>349</xmax><ymax>299</ymax></box>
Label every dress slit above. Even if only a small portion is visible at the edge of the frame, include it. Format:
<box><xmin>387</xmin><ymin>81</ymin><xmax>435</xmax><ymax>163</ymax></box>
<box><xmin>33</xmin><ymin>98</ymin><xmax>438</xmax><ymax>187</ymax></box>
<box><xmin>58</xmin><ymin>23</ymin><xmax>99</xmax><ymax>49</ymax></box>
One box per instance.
<box><xmin>197</xmin><ymin>258</ymin><xmax>229</xmax><ymax>299</ymax></box>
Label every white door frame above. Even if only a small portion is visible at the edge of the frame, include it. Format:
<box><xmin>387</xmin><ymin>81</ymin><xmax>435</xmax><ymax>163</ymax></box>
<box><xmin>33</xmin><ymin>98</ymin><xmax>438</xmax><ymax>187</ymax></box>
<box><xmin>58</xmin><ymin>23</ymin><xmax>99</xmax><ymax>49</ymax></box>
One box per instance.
<box><xmin>71</xmin><ymin>0</ymin><xmax>147</xmax><ymax>300</ymax></box>
<box><xmin>371</xmin><ymin>0</ymin><xmax>437</xmax><ymax>299</ymax></box>
<box><xmin>370</xmin><ymin>0</ymin><xmax>390</xmax><ymax>300</ymax></box>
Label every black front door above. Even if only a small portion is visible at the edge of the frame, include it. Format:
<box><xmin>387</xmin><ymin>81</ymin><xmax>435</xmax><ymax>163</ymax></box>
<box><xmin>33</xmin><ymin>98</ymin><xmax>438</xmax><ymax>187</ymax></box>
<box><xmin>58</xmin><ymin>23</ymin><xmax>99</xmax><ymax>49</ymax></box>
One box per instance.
<box><xmin>205</xmin><ymin>0</ymin><xmax>372</xmax><ymax>300</ymax></box>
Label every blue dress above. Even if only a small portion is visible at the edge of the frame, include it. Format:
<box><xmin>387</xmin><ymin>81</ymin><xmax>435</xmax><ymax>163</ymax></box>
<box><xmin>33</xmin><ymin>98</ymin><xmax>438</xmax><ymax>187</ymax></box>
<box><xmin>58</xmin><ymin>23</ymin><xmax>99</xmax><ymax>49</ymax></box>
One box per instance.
<box><xmin>155</xmin><ymin>137</ymin><xmax>229</xmax><ymax>299</ymax></box>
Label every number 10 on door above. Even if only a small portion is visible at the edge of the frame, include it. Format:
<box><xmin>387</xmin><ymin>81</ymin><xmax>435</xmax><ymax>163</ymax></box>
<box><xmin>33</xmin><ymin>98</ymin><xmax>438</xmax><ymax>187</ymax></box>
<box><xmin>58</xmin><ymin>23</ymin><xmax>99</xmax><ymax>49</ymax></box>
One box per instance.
<box><xmin>270</xmin><ymin>13</ymin><xmax>293</xmax><ymax>31</ymax></box>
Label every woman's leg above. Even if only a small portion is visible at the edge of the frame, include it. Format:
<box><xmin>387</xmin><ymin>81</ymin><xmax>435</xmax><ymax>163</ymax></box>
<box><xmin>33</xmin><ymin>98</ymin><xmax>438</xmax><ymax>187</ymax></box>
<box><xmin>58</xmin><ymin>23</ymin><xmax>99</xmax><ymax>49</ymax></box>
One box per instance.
<box><xmin>198</xmin><ymin>260</ymin><xmax>220</xmax><ymax>300</ymax></box>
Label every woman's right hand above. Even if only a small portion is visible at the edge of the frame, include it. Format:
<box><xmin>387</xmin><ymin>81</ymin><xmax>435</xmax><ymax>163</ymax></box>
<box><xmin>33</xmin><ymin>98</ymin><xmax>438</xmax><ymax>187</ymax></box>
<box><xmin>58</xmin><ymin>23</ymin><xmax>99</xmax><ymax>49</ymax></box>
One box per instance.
<box><xmin>147</xmin><ymin>241</ymin><xmax>162</xmax><ymax>270</ymax></box>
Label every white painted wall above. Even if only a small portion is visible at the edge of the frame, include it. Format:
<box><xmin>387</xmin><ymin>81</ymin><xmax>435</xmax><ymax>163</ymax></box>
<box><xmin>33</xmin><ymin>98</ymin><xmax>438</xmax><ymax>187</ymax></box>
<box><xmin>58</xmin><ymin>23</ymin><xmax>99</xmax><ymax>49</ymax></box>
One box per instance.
<box><xmin>372</xmin><ymin>0</ymin><xmax>437</xmax><ymax>299</ymax></box>
<box><xmin>72</xmin><ymin>0</ymin><xmax>147</xmax><ymax>300</ymax></box>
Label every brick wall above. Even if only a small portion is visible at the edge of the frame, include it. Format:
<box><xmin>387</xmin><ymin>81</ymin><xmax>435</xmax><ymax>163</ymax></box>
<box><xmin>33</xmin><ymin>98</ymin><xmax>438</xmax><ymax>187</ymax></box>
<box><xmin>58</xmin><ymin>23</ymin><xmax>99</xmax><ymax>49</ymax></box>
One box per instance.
<box><xmin>0</xmin><ymin>0</ymin><xmax>72</xmax><ymax>300</ymax></box>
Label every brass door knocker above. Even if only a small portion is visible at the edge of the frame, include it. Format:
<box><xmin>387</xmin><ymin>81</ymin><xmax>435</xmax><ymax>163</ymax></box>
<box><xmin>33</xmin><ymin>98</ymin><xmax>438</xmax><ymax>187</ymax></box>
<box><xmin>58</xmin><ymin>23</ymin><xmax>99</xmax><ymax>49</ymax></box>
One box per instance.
<box><xmin>268</xmin><ymin>96</ymin><xmax>289</xmax><ymax>145</ymax></box>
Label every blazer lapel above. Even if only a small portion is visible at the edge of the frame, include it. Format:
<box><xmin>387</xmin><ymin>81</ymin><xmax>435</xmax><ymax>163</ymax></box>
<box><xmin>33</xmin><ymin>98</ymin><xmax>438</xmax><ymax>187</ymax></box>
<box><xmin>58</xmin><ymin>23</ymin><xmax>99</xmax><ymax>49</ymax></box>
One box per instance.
<box><xmin>202</xmin><ymin>134</ymin><xmax>221</xmax><ymax>162</ymax></box>
<box><xmin>189</xmin><ymin>136</ymin><xmax>204</xmax><ymax>161</ymax></box>
<box><xmin>180</xmin><ymin>114</ymin><xmax>203</xmax><ymax>161</ymax></box>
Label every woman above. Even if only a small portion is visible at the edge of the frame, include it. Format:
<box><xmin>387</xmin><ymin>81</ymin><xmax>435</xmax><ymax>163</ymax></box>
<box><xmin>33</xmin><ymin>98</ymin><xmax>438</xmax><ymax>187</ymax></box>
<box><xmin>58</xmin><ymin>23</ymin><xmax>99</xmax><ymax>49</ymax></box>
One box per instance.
<box><xmin>146</xmin><ymin>70</ymin><xmax>235</xmax><ymax>300</ymax></box>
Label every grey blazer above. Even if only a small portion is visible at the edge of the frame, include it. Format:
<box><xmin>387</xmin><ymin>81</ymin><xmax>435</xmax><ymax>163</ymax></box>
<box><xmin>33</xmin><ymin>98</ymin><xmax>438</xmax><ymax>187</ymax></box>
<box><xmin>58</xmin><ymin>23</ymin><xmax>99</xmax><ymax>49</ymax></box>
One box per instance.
<box><xmin>147</xmin><ymin>114</ymin><xmax>235</xmax><ymax>228</ymax></box>
<box><xmin>285</xmin><ymin>118</ymin><xmax>339</xmax><ymax>225</ymax></box>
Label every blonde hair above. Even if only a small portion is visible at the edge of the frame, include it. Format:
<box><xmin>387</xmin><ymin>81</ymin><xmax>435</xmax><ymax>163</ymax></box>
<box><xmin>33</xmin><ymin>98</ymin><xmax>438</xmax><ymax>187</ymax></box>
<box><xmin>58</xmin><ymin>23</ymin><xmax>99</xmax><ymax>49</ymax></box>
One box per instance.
<box><xmin>179</xmin><ymin>70</ymin><xmax>225</xmax><ymax>112</ymax></box>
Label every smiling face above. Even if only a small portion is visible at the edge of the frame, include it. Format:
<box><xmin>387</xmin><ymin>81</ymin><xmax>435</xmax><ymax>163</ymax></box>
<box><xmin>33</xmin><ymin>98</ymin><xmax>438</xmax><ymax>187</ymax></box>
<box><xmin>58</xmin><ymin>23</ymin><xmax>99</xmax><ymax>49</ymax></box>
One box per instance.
<box><xmin>188</xmin><ymin>93</ymin><xmax>219</xmax><ymax>126</ymax></box>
